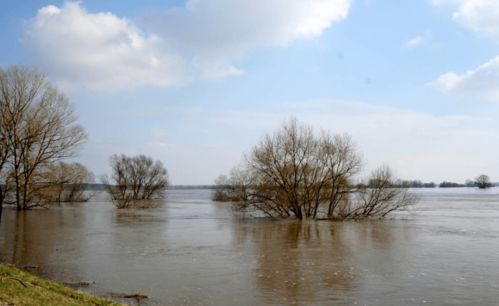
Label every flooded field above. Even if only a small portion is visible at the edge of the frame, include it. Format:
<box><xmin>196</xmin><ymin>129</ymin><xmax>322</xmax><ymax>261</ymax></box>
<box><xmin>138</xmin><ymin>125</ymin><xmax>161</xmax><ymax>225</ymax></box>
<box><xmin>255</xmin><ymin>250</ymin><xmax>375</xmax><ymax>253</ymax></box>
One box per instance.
<box><xmin>1</xmin><ymin>188</ymin><xmax>499</xmax><ymax>305</ymax></box>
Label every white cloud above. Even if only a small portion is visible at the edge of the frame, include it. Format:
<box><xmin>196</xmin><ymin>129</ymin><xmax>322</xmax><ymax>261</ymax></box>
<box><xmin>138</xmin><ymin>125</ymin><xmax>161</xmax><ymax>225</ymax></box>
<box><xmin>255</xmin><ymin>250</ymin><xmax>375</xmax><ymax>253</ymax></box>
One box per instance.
<box><xmin>25</xmin><ymin>2</ymin><xmax>187</xmax><ymax>91</ymax></box>
<box><xmin>147</xmin><ymin>0</ymin><xmax>350</xmax><ymax>78</ymax></box>
<box><xmin>431</xmin><ymin>0</ymin><xmax>499</xmax><ymax>36</ymax></box>
<box><xmin>404</xmin><ymin>35</ymin><xmax>426</xmax><ymax>49</ymax></box>
<box><xmin>25</xmin><ymin>1</ymin><xmax>351</xmax><ymax>91</ymax></box>
<box><xmin>430</xmin><ymin>0</ymin><xmax>499</xmax><ymax>100</ymax></box>
<box><xmin>431</xmin><ymin>56</ymin><xmax>499</xmax><ymax>101</ymax></box>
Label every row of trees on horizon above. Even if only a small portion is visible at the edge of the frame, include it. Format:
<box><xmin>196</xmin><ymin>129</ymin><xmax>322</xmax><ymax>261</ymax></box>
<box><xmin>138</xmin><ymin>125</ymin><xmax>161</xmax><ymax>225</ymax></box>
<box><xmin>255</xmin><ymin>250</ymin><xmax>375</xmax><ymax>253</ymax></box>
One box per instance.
<box><xmin>392</xmin><ymin>175</ymin><xmax>493</xmax><ymax>189</ymax></box>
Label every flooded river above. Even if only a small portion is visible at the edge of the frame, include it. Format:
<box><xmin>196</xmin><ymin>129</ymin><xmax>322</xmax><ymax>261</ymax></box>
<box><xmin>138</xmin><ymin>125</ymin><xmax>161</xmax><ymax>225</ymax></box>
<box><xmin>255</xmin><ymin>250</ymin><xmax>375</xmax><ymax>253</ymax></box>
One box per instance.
<box><xmin>1</xmin><ymin>188</ymin><xmax>499</xmax><ymax>305</ymax></box>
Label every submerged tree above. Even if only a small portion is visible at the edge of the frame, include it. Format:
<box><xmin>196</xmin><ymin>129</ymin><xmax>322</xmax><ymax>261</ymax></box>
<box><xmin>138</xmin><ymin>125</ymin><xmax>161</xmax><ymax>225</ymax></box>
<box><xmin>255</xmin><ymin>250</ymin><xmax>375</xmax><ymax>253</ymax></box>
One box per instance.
<box><xmin>347</xmin><ymin>166</ymin><xmax>418</xmax><ymax>218</ymax></box>
<box><xmin>103</xmin><ymin>154</ymin><xmax>169</xmax><ymax>208</ymax></box>
<box><xmin>214</xmin><ymin>118</ymin><xmax>416</xmax><ymax>220</ymax></box>
<box><xmin>475</xmin><ymin>174</ymin><xmax>491</xmax><ymax>189</ymax></box>
<box><xmin>36</xmin><ymin>162</ymin><xmax>95</xmax><ymax>204</ymax></box>
<box><xmin>0</xmin><ymin>66</ymin><xmax>87</xmax><ymax>210</ymax></box>
<box><xmin>0</xmin><ymin>107</ymin><xmax>10</xmax><ymax>222</ymax></box>
<box><xmin>213</xmin><ymin>166</ymin><xmax>252</xmax><ymax>203</ymax></box>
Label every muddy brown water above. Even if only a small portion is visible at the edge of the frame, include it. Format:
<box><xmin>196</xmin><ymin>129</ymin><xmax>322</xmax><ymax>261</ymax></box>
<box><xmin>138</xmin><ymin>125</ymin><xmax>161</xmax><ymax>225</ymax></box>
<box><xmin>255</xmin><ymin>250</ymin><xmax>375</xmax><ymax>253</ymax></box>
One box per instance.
<box><xmin>1</xmin><ymin>188</ymin><xmax>499</xmax><ymax>305</ymax></box>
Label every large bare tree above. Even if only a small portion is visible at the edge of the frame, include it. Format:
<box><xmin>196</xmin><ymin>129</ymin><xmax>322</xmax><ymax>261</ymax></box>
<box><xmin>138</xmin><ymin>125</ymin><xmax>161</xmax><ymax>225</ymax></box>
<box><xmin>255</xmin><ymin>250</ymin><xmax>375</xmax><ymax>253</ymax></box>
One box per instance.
<box><xmin>215</xmin><ymin>118</ymin><xmax>415</xmax><ymax>220</ymax></box>
<box><xmin>0</xmin><ymin>66</ymin><xmax>87</xmax><ymax>210</ymax></box>
<box><xmin>103</xmin><ymin>154</ymin><xmax>169</xmax><ymax>208</ymax></box>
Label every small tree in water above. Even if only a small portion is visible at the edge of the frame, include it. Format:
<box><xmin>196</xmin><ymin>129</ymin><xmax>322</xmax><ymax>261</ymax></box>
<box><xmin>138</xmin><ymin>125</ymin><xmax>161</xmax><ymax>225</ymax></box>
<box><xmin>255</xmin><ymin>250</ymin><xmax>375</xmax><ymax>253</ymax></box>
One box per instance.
<box><xmin>35</xmin><ymin>162</ymin><xmax>95</xmax><ymax>204</ymax></box>
<box><xmin>103</xmin><ymin>154</ymin><xmax>169</xmax><ymax>208</ymax></box>
<box><xmin>475</xmin><ymin>174</ymin><xmax>491</xmax><ymax>189</ymax></box>
<box><xmin>346</xmin><ymin>166</ymin><xmax>417</xmax><ymax>219</ymax></box>
<box><xmin>214</xmin><ymin>118</ymin><xmax>417</xmax><ymax>220</ymax></box>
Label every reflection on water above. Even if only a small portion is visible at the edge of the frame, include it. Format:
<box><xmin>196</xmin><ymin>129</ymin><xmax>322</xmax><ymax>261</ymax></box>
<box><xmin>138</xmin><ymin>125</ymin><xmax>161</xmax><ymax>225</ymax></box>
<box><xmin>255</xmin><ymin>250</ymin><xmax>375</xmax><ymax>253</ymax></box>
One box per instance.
<box><xmin>1</xmin><ymin>188</ymin><xmax>499</xmax><ymax>305</ymax></box>
<box><xmin>233</xmin><ymin>221</ymin><xmax>356</xmax><ymax>305</ymax></box>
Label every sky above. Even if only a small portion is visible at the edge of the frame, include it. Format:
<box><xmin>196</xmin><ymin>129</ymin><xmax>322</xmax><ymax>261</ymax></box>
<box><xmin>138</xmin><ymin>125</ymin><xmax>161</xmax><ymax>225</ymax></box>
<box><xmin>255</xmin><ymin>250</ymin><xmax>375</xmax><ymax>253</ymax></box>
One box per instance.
<box><xmin>2</xmin><ymin>0</ymin><xmax>499</xmax><ymax>184</ymax></box>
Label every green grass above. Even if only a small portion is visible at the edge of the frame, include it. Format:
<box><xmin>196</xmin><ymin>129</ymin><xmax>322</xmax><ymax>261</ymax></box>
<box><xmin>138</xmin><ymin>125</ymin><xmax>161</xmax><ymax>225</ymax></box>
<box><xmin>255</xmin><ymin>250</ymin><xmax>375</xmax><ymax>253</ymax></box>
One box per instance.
<box><xmin>0</xmin><ymin>263</ymin><xmax>122</xmax><ymax>306</ymax></box>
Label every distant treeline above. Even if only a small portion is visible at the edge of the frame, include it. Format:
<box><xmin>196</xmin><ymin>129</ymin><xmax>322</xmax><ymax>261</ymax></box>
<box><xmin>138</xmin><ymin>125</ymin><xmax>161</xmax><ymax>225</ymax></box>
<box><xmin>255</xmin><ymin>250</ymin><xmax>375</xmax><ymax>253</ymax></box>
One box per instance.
<box><xmin>84</xmin><ymin>182</ymin><xmax>497</xmax><ymax>191</ymax></box>
<box><xmin>438</xmin><ymin>181</ymin><xmax>497</xmax><ymax>188</ymax></box>
<box><xmin>396</xmin><ymin>181</ymin><xmax>437</xmax><ymax>188</ymax></box>
<box><xmin>394</xmin><ymin>180</ymin><xmax>498</xmax><ymax>188</ymax></box>
<box><xmin>84</xmin><ymin>184</ymin><xmax>217</xmax><ymax>191</ymax></box>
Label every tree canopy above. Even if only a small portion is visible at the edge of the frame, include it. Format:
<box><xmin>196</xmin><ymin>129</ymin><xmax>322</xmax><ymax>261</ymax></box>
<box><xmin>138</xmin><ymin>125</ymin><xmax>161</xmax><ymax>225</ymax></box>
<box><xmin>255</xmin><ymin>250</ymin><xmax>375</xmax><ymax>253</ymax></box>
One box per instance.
<box><xmin>214</xmin><ymin>118</ymin><xmax>417</xmax><ymax>220</ymax></box>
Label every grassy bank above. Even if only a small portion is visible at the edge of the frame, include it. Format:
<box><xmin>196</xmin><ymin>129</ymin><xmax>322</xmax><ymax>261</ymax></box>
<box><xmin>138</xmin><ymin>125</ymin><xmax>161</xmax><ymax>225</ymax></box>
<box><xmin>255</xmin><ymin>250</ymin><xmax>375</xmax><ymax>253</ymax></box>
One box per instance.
<box><xmin>0</xmin><ymin>263</ymin><xmax>121</xmax><ymax>306</ymax></box>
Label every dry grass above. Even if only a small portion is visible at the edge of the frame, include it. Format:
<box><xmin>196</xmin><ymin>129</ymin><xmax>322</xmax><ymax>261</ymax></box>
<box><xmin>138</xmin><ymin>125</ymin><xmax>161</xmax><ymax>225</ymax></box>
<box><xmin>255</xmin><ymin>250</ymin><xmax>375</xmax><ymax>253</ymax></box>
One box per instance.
<box><xmin>0</xmin><ymin>263</ymin><xmax>122</xmax><ymax>306</ymax></box>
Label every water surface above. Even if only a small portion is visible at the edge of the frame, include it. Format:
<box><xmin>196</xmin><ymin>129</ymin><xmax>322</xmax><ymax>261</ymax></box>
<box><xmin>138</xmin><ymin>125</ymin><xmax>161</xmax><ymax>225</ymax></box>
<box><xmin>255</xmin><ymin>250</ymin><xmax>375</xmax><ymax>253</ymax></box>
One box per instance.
<box><xmin>1</xmin><ymin>188</ymin><xmax>499</xmax><ymax>305</ymax></box>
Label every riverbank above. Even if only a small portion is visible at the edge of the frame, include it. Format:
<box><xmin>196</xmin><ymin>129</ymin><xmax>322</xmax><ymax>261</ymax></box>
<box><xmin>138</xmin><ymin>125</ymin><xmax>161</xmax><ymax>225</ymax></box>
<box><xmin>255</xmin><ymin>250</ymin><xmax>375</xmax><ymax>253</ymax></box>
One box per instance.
<box><xmin>0</xmin><ymin>263</ymin><xmax>121</xmax><ymax>306</ymax></box>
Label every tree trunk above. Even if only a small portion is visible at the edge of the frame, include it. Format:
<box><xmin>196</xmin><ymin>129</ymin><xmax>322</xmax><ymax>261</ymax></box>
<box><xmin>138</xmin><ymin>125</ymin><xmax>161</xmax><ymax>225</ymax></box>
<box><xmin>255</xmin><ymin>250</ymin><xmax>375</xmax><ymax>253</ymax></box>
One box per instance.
<box><xmin>15</xmin><ymin>175</ymin><xmax>21</xmax><ymax>211</ymax></box>
<box><xmin>294</xmin><ymin>205</ymin><xmax>303</xmax><ymax>219</ymax></box>
<box><xmin>22</xmin><ymin>180</ymin><xmax>29</xmax><ymax>210</ymax></box>
<box><xmin>0</xmin><ymin>188</ymin><xmax>3</xmax><ymax>223</ymax></box>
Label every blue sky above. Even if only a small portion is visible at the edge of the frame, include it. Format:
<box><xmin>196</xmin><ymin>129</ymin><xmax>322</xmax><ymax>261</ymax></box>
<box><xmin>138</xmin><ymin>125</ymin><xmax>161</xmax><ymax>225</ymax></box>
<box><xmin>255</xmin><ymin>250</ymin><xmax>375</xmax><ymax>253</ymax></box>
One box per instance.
<box><xmin>2</xmin><ymin>0</ymin><xmax>499</xmax><ymax>184</ymax></box>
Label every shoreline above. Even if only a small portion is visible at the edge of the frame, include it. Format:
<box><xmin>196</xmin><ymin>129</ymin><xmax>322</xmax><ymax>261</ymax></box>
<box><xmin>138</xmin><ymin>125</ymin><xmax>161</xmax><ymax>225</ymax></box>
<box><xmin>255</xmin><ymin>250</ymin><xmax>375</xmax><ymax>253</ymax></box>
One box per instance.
<box><xmin>0</xmin><ymin>262</ymin><xmax>122</xmax><ymax>306</ymax></box>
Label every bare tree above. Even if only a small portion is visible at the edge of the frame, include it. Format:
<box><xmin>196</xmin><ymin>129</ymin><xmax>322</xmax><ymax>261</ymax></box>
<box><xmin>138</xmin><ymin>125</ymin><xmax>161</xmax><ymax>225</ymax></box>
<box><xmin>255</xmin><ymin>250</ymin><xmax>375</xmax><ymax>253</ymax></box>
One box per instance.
<box><xmin>246</xmin><ymin>119</ymin><xmax>320</xmax><ymax>219</ymax></box>
<box><xmin>213</xmin><ymin>166</ymin><xmax>252</xmax><ymax>203</ymax></box>
<box><xmin>0</xmin><ymin>102</ymin><xmax>11</xmax><ymax>221</ymax></box>
<box><xmin>103</xmin><ymin>154</ymin><xmax>169</xmax><ymax>208</ymax></box>
<box><xmin>214</xmin><ymin>118</ymin><xmax>415</xmax><ymax>220</ymax></box>
<box><xmin>319</xmin><ymin>133</ymin><xmax>362</xmax><ymax>219</ymax></box>
<box><xmin>0</xmin><ymin>66</ymin><xmax>87</xmax><ymax>210</ymax></box>
<box><xmin>345</xmin><ymin>166</ymin><xmax>418</xmax><ymax>219</ymax></box>
<box><xmin>213</xmin><ymin>174</ymin><xmax>231</xmax><ymax>202</ymax></box>
<box><xmin>475</xmin><ymin>174</ymin><xmax>491</xmax><ymax>189</ymax></box>
<box><xmin>36</xmin><ymin>162</ymin><xmax>95</xmax><ymax>204</ymax></box>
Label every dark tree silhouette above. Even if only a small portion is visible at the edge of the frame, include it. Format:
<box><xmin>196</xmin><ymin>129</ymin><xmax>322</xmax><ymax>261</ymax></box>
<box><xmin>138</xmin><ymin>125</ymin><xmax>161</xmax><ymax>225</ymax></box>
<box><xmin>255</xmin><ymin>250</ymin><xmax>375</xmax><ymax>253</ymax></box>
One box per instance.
<box><xmin>475</xmin><ymin>174</ymin><xmax>491</xmax><ymax>189</ymax></box>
